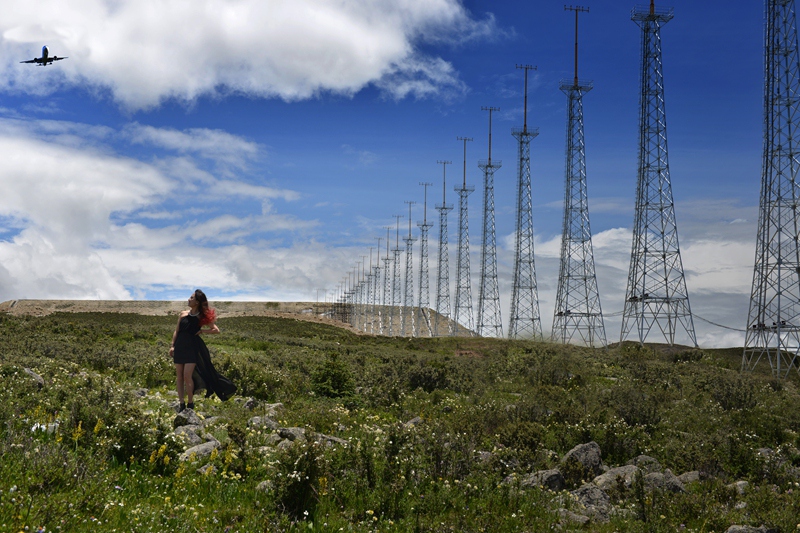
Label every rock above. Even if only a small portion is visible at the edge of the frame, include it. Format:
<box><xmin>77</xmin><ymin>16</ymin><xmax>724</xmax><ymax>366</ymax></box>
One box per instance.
<box><xmin>133</xmin><ymin>388</ymin><xmax>148</xmax><ymax>397</ymax></box>
<box><xmin>728</xmin><ymin>480</ymin><xmax>749</xmax><ymax>496</ymax></box>
<box><xmin>173</xmin><ymin>425</ymin><xmax>204</xmax><ymax>447</ymax></box>
<box><xmin>558</xmin><ymin>508</ymin><xmax>590</xmax><ymax>525</ymax></box>
<box><xmin>476</xmin><ymin>451</ymin><xmax>493</xmax><ymax>463</ymax></box>
<box><xmin>561</xmin><ymin>442</ymin><xmax>603</xmax><ymax>481</ymax></box>
<box><xmin>265</xmin><ymin>433</ymin><xmax>282</xmax><ymax>446</ymax></box>
<box><xmin>276</xmin><ymin>439</ymin><xmax>296</xmax><ymax>451</ymax></box>
<box><xmin>570</xmin><ymin>484</ymin><xmax>611</xmax><ymax>522</ymax></box>
<box><xmin>248</xmin><ymin>416</ymin><xmax>279</xmax><ymax>430</ymax></box>
<box><xmin>520</xmin><ymin>469</ymin><xmax>566</xmax><ymax>492</ymax></box>
<box><xmin>179</xmin><ymin>440</ymin><xmax>220</xmax><ymax>461</ymax></box>
<box><xmin>314</xmin><ymin>433</ymin><xmax>349</xmax><ymax>447</ymax></box>
<box><xmin>404</xmin><ymin>416</ymin><xmax>423</xmax><ymax>428</ymax></box>
<box><xmin>201</xmin><ymin>416</ymin><xmax>222</xmax><ymax>428</ymax></box>
<box><xmin>243</xmin><ymin>398</ymin><xmax>258</xmax><ymax>410</ymax></box>
<box><xmin>278</xmin><ymin>427</ymin><xmax>306</xmax><ymax>442</ymax></box>
<box><xmin>627</xmin><ymin>455</ymin><xmax>662</xmax><ymax>474</ymax></box>
<box><xmin>23</xmin><ymin>368</ymin><xmax>45</xmax><ymax>388</ymax></box>
<box><xmin>197</xmin><ymin>464</ymin><xmax>217</xmax><ymax>476</ymax></box>
<box><xmin>644</xmin><ymin>469</ymin><xmax>686</xmax><ymax>493</ymax></box>
<box><xmin>725</xmin><ymin>526</ymin><xmax>778</xmax><ymax>533</ymax></box>
<box><xmin>592</xmin><ymin>465</ymin><xmax>640</xmax><ymax>491</ymax></box>
<box><xmin>264</xmin><ymin>403</ymin><xmax>285</xmax><ymax>417</ymax></box>
<box><xmin>174</xmin><ymin>410</ymin><xmax>202</xmax><ymax>428</ymax></box>
<box><xmin>677</xmin><ymin>471</ymin><xmax>701</xmax><ymax>484</ymax></box>
<box><xmin>256</xmin><ymin>480</ymin><xmax>274</xmax><ymax>492</ymax></box>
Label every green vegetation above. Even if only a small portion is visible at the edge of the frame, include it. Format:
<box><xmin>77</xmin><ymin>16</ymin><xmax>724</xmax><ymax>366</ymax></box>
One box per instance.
<box><xmin>1</xmin><ymin>312</ymin><xmax>799</xmax><ymax>532</ymax></box>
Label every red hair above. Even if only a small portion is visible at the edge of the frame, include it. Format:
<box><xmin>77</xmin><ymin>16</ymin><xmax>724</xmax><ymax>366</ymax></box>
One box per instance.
<box><xmin>199</xmin><ymin>306</ymin><xmax>216</xmax><ymax>326</ymax></box>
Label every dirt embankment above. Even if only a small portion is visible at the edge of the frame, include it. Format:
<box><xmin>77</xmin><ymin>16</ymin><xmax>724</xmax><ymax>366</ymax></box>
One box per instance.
<box><xmin>0</xmin><ymin>299</ymin><xmax>359</xmax><ymax>333</ymax></box>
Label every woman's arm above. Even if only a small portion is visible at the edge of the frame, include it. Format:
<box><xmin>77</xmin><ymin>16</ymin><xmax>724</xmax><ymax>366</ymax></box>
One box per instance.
<box><xmin>169</xmin><ymin>313</ymin><xmax>185</xmax><ymax>355</ymax></box>
<box><xmin>199</xmin><ymin>322</ymin><xmax>220</xmax><ymax>335</ymax></box>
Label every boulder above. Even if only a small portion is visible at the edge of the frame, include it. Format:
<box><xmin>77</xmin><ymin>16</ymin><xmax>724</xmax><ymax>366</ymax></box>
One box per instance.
<box><xmin>314</xmin><ymin>433</ymin><xmax>349</xmax><ymax>447</ymax></box>
<box><xmin>173</xmin><ymin>425</ymin><xmax>204</xmax><ymax>447</ymax></box>
<box><xmin>728</xmin><ymin>480</ymin><xmax>749</xmax><ymax>496</ymax></box>
<box><xmin>558</xmin><ymin>509</ymin><xmax>590</xmax><ymax>525</ymax></box>
<box><xmin>264</xmin><ymin>403</ymin><xmax>285</xmax><ymax>417</ymax></box>
<box><xmin>404</xmin><ymin>416</ymin><xmax>423</xmax><ymax>428</ymax></box>
<box><xmin>627</xmin><ymin>454</ymin><xmax>662</xmax><ymax>474</ymax></box>
<box><xmin>279</xmin><ymin>427</ymin><xmax>306</xmax><ymax>442</ymax></box>
<box><xmin>174</xmin><ymin>409</ymin><xmax>202</xmax><ymax>428</ymax></box>
<box><xmin>644</xmin><ymin>469</ymin><xmax>685</xmax><ymax>493</ymax></box>
<box><xmin>561</xmin><ymin>442</ymin><xmax>603</xmax><ymax>481</ymax></box>
<box><xmin>133</xmin><ymin>388</ymin><xmax>148</xmax><ymax>397</ymax></box>
<box><xmin>677</xmin><ymin>470</ymin><xmax>701</xmax><ymax>484</ymax></box>
<box><xmin>243</xmin><ymin>398</ymin><xmax>258</xmax><ymax>410</ymax></box>
<box><xmin>592</xmin><ymin>465</ymin><xmax>640</xmax><ymax>491</ymax></box>
<box><xmin>248</xmin><ymin>416</ymin><xmax>279</xmax><ymax>431</ymax></box>
<box><xmin>23</xmin><ymin>368</ymin><xmax>45</xmax><ymax>388</ymax></box>
<box><xmin>570</xmin><ymin>484</ymin><xmax>611</xmax><ymax>522</ymax></box>
<box><xmin>179</xmin><ymin>440</ymin><xmax>220</xmax><ymax>462</ymax></box>
<box><xmin>520</xmin><ymin>469</ymin><xmax>566</xmax><ymax>492</ymax></box>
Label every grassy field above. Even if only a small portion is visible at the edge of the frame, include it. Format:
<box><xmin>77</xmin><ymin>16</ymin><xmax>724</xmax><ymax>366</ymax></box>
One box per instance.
<box><xmin>1</xmin><ymin>311</ymin><xmax>799</xmax><ymax>532</ymax></box>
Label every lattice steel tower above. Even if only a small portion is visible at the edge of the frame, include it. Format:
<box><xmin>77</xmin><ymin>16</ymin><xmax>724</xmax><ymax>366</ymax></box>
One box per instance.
<box><xmin>509</xmin><ymin>64</ymin><xmax>544</xmax><ymax>340</ymax></box>
<box><xmin>454</xmin><ymin>137</ymin><xmax>476</xmax><ymax>336</ymax></box>
<box><xmin>403</xmin><ymin>201</ymin><xmax>416</xmax><ymax>337</ymax></box>
<box><xmin>381</xmin><ymin>227</ymin><xmax>393</xmax><ymax>335</ymax></box>
<box><xmin>372</xmin><ymin>238</ymin><xmax>382</xmax><ymax>335</ymax></box>
<box><xmin>477</xmin><ymin>107</ymin><xmax>504</xmax><ymax>338</ymax></box>
<box><xmin>391</xmin><ymin>215</ymin><xmax>403</xmax><ymax>336</ymax></box>
<box><xmin>417</xmin><ymin>182</ymin><xmax>434</xmax><ymax>337</ymax></box>
<box><xmin>552</xmin><ymin>6</ymin><xmax>606</xmax><ymax>347</ymax></box>
<box><xmin>621</xmin><ymin>0</ymin><xmax>696</xmax><ymax>347</ymax></box>
<box><xmin>435</xmin><ymin>161</ymin><xmax>453</xmax><ymax>336</ymax></box>
<box><xmin>744</xmin><ymin>0</ymin><xmax>800</xmax><ymax>377</ymax></box>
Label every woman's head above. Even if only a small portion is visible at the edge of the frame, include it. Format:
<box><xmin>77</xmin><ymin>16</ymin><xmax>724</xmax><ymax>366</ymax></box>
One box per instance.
<box><xmin>192</xmin><ymin>289</ymin><xmax>216</xmax><ymax>325</ymax></box>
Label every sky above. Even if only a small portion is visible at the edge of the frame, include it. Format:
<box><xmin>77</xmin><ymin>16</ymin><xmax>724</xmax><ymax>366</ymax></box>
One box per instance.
<box><xmin>0</xmin><ymin>0</ymin><xmax>766</xmax><ymax>347</ymax></box>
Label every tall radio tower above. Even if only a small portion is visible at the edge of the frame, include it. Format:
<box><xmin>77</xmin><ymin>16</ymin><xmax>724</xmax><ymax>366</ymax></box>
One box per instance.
<box><xmin>372</xmin><ymin>238</ymin><xmax>382</xmax><ymax>334</ymax></box>
<box><xmin>403</xmin><ymin>201</ymin><xmax>416</xmax><ymax>336</ymax></box>
<box><xmin>391</xmin><ymin>214</ymin><xmax>403</xmax><ymax>336</ymax></box>
<box><xmin>509</xmin><ymin>64</ymin><xmax>544</xmax><ymax>340</ymax></box>
<box><xmin>381</xmin><ymin>227</ymin><xmax>393</xmax><ymax>335</ymax></box>
<box><xmin>552</xmin><ymin>6</ymin><xmax>607</xmax><ymax>347</ymax></box>
<box><xmin>417</xmin><ymin>182</ymin><xmax>434</xmax><ymax>337</ymax></box>
<box><xmin>744</xmin><ymin>0</ymin><xmax>800</xmax><ymax>377</ymax></box>
<box><xmin>435</xmin><ymin>160</ymin><xmax>454</xmax><ymax>336</ymax></box>
<box><xmin>621</xmin><ymin>0</ymin><xmax>696</xmax><ymax>347</ymax></box>
<box><xmin>477</xmin><ymin>107</ymin><xmax>504</xmax><ymax>338</ymax></box>
<box><xmin>454</xmin><ymin>137</ymin><xmax>476</xmax><ymax>336</ymax></box>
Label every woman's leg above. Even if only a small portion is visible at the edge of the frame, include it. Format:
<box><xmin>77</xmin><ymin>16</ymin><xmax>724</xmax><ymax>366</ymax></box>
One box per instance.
<box><xmin>183</xmin><ymin>363</ymin><xmax>196</xmax><ymax>406</ymax></box>
<box><xmin>175</xmin><ymin>364</ymin><xmax>186</xmax><ymax>409</ymax></box>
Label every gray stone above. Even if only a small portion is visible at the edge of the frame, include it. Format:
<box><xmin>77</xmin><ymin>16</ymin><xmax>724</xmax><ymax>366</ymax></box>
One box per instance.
<box><xmin>561</xmin><ymin>441</ymin><xmax>603</xmax><ymax>480</ymax></box>
<box><xmin>279</xmin><ymin>427</ymin><xmax>306</xmax><ymax>442</ymax></box>
<box><xmin>133</xmin><ymin>388</ymin><xmax>148</xmax><ymax>397</ymax></box>
<box><xmin>256</xmin><ymin>480</ymin><xmax>274</xmax><ymax>492</ymax></box>
<box><xmin>180</xmin><ymin>440</ymin><xmax>220</xmax><ymax>461</ymax></box>
<box><xmin>244</xmin><ymin>398</ymin><xmax>258</xmax><ymax>410</ymax></box>
<box><xmin>23</xmin><ymin>368</ymin><xmax>45</xmax><ymax>388</ymax></box>
<box><xmin>174</xmin><ymin>409</ymin><xmax>202</xmax><ymax>428</ymax></box>
<box><xmin>314</xmin><ymin>433</ymin><xmax>349</xmax><ymax>447</ymax></box>
<box><xmin>264</xmin><ymin>403</ymin><xmax>285</xmax><ymax>417</ymax></box>
<box><xmin>197</xmin><ymin>464</ymin><xmax>217</xmax><ymax>475</ymax></box>
<box><xmin>677</xmin><ymin>470</ymin><xmax>701</xmax><ymax>484</ymax></box>
<box><xmin>643</xmin><ymin>469</ymin><xmax>685</xmax><ymax>493</ymax></box>
<box><xmin>592</xmin><ymin>465</ymin><xmax>640</xmax><ymax>491</ymax></box>
<box><xmin>627</xmin><ymin>454</ymin><xmax>662</xmax><ymax>474</ymax></box>
<box><xmin>520</xmin><ymin>469</ymin><xmax>566</xmax><ymax>492</ymax></box>
<box><xmin>570</xmin><ymin>484</ymin><xmax>611</xmax><ymax>522</ymax></box>
<box><xmin>404</xmin><ymin>416</ymin><xmax>423</xmax><ymax>428</ymax></box>
<box><xmin>728</xmin><ymin>480</ymin><xmax>749</xmax><ymax>496</ymax></box>
<box><xmin>558</xmin><ymin>508</ymin><xmax>590</xmax><ymax>525</ymax></box>
<box><xmin>476</xmin><ymin>451</ymin><xmax>492</xmax><ymax>463</ymax></box>
<box><xmin>201</xmin><ymin>416</ymin><xmax>223</xmax><ymax>428</ymax></box>
<box><xmin>248</xmin><ymin>416</ymin><xmax>279</xmax><ymax>430</ymax></box>
<box><xmin>173</xmin><ymin>425</ymin><xmax>204</xmax><ymax>447</ymax></box>
<box><xmin>276</xmin><ymin>439</ymin><xmax>296</xmax><ymax>451</ymax></box>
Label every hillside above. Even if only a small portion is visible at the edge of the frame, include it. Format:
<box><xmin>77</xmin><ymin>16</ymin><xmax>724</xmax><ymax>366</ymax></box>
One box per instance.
<box><xmin>0</xmin><ymin>310</ymin><xmax>798</xmax><ymax>532</ymax></box>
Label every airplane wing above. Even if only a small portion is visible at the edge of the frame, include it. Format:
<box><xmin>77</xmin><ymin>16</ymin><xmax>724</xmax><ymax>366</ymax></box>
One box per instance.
<box><xmin>20</xmin><ymin>59</ymin><xmax>38</xmax><ymax>64</ymax></box>
<box><xmin>52</xmin><ymin>57</ymin><xmax>67</xmax><ymax>61</ymax></box>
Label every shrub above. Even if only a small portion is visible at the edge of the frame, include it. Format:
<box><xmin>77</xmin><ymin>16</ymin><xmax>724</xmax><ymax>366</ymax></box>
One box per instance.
<box><xmin>311</xmin><ymin>353</ymin><xmax>355</xmax><ymax>398</ymax></box>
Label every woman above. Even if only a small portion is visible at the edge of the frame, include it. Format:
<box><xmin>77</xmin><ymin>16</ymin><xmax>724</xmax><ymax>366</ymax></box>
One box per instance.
<box><xmin>170</xmin><ymin>290</ymin><xmax>236</xmax><ymax>411</ymax></box>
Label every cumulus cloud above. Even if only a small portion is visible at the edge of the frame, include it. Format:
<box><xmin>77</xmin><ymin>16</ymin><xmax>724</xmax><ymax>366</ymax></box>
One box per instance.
<box><xmin>0</xmin><ymin>116</ymin><xmax>314</xmax><ymax>301</ymax></box>
<box><xmin>0</xmin><ymin>0</ymin><xmax>498</xmax><ymax>110</ymax></box>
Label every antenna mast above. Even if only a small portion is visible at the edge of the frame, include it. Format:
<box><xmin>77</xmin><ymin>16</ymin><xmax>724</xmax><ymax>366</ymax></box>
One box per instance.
<box><xmin>417</xmin><ymin>182</ymin><xmax>434</xmax><ymax>336</ymax></box>
<box><xmin>454</xmin><ymin>137</ymin><xmax>476</xmax><ymax>336</ymax></box>
<box><xmin>477</xmin><ymin>107</ymin><xmax>503</xmax><ymax>338</ymax></box>
<box><xmin>509</xmin><ymin>64</ymin><xmax>544</xmax><ymax>339</ymax></box>
<box><xmin>435</xmin><ymin>160</ymin><xmax>454</xmax><ymax>336</ymax></box>
<box><xmin>403</xmin><ymin>201</ymin><xmax>417</xmax><ymax>336</ymax></box>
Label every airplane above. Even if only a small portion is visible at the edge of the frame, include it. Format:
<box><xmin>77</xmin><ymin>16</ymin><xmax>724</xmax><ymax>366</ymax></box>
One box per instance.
<box><xmin>20</xmin><ymin>46</ymin><xmax>67</xmax><ymax>66</ymax></box>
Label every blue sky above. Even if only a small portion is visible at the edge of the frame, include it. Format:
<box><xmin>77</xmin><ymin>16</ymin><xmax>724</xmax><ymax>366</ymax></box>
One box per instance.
<box><xmin>0</xmin><ymin>0</ymin><xmax>766</xmax><ymax>346</ymax></box>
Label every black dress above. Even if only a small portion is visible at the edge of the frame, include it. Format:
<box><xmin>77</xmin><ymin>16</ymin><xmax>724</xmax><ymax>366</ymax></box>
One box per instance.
<box><xmin>172</xmin><ymin>313</ymin><xmax>237</xmax><ymax>401</ymax></box>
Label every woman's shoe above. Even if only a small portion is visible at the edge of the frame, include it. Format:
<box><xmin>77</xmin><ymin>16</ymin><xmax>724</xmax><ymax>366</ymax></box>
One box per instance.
<box><xmin>178</xmin><ymin>402</ymin><xmax>186</xmax><ymax>412</ymax></box>
<box><xmin>187</xmin><ymin>402</ymin><xmax>194</xmax><ymax>410</ymax></box>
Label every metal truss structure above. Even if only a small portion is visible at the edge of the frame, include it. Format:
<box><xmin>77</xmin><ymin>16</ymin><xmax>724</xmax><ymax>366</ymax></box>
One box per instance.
<box><xmin>391</xmin><ymin>215</ymin><xmax>403</xmax><ymax>336</ymax></box>
<box><xmin>403</xmin><ymin>201</ymin><xmax>416</xmax><ymax>336</ymax></box>
<box><xmin>552</xmin><ymin>5</ymin><xmax>606</xmax><ymax>348</ymax></box>
<box><xmin>621</xmin><ymin>1</ymin><xmax>697</xmax><ymax>347</ymax></box>
<box><xmin>381</xmin><ymin>227</ymin><xmax>394</xmax><ymax>336</ymax></box>
<box><xmin>417</xmin><ymin>182</ymin><xmax>434</xmax><ymax>337</ymax></box>
<box><xmin>434</xmin><ymin>161</ymin><xmax>454</xmax><ymax>336</ymax></box>
<box><xmin>454</xmin><ymin>137</ymin><xmax>476</xmax><ymax>336</ymax></box>
<box><xmin>509</xmin><ymin>64</ymin><xmax>544</xmax><ymax>340</ymax></box>
<box><xmin>477</xmin><ymin>107</ymin><xmax>503</xmax><ymax>338</ymax></box>
<box><xmin>744</xmin><ymin>0</ymin><xmax>800</xmax><ymax>377</ymax></box>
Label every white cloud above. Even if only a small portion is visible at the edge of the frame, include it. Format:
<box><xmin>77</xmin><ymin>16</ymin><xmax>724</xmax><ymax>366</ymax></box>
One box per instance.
<box><xmin>0</xmin><ymin>0</ymin><xmax>498</xmax><ymax>110</ymax></box>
